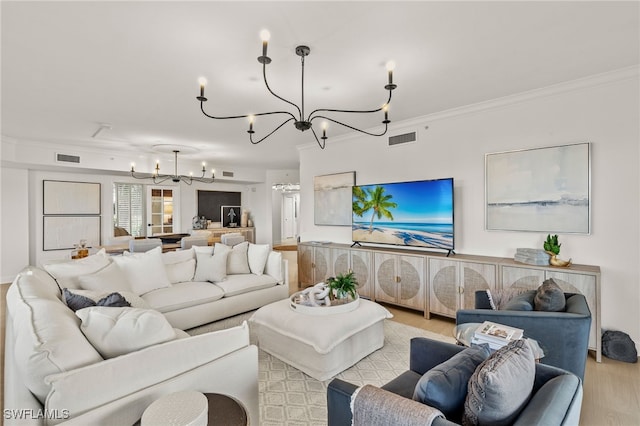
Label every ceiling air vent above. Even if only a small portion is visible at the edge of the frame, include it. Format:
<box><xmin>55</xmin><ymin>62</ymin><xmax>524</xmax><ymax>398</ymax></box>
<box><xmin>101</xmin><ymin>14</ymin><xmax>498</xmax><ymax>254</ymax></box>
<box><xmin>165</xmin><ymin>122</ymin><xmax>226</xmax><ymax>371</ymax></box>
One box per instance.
<box><xmin>388</xmin><ymin>131</ymin><xmax>417</xmax><ymax>146</ymax></box>
<box><xmin>222</xmin><ymin>171</ymin><xmax>234</xmax><ymax>178</ymax></box>
<box><xmin>56</xmin><ymin>153</ymin><xmax>80</xmax><ymax>164</ymax></box>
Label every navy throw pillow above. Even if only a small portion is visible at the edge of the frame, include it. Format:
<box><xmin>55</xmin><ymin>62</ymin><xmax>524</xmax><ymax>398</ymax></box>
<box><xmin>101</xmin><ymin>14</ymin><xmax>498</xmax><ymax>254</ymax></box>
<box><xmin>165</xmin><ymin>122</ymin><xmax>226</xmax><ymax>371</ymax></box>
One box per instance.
<box><xmin>413</xmin><ymin>344</ymin><xmax>491</xmax><ymax>419</ymax></box>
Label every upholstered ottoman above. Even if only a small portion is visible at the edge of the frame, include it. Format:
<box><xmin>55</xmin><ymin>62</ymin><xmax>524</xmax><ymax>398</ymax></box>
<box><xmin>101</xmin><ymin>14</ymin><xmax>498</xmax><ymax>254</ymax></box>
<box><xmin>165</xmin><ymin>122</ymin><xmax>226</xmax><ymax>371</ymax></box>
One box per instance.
<box><xmin>249</xmin><ymin>298</ymin><xmax>392</xmax><ymax>381</ymax></box>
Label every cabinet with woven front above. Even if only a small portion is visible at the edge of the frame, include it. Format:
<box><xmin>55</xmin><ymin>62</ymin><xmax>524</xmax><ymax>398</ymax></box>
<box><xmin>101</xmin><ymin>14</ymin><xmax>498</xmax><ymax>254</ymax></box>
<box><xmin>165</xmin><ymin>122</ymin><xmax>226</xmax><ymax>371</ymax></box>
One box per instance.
<box><xmin>374</xmin><ymin>252</ymin><xmax>425</xmax><ymax>311</ymax></box>
<box><xmin>428</xmin><ymin>257</ymin><xmax>498</xmax><ymax>318</ymax></box>
<box><xmin>331</xmin><ymin>247</ymin><xmax>374</xmax><ymax>300</ymax></box>
<box><xmin>297</xmin><ymin>243</ymin><xmax>332</xmax><ymax>287</ymax></box>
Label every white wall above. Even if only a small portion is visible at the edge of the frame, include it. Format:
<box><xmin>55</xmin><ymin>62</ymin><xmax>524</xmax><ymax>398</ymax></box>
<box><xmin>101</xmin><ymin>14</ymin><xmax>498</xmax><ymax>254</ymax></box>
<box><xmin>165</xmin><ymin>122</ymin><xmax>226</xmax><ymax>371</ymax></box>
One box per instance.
<box><xmin>0</xmin><ymin>167</ymin><xmax>29</xmax><ymax>282</ymax></box>
<box><xmin>298</xmin><ymin>68</ymin><xmax>640</xmax><ymax>347</ymax></box>
<box><xmin>4</xmin><ymin>169</ymin><xmax>259</xmax><ymax>268</ymax></box>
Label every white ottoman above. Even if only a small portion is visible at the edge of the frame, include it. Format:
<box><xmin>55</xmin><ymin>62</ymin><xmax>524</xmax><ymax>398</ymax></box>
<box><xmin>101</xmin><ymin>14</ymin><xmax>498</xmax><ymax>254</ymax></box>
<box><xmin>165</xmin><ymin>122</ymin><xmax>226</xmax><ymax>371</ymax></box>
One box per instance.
<box><xmin>249</xmin><ymin>298</ymin><xmax>392</xmax><ymax>381</ymax></box>
<box><xmin>142</xmin><ymin>391</ymin><xmax>208</xmax><ymax>426</ymax></box>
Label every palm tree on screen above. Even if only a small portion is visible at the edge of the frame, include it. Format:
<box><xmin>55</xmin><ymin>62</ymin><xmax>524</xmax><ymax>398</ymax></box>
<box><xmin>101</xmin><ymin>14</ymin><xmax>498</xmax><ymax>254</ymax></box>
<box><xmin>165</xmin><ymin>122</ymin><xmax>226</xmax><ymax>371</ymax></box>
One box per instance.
<box><xmin>353</xmin><ymin>186</ymin><xmax>397</xmax><ymax>233</ymax></box>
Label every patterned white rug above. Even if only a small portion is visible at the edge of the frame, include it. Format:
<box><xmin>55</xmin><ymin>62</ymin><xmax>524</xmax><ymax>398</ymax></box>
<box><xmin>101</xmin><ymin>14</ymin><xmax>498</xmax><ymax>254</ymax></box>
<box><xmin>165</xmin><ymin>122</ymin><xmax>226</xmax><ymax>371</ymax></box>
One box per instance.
<box><xmin>188</xmin><ymin>311</ymin><xmax>455</xmax><ymax>426</ymax></box>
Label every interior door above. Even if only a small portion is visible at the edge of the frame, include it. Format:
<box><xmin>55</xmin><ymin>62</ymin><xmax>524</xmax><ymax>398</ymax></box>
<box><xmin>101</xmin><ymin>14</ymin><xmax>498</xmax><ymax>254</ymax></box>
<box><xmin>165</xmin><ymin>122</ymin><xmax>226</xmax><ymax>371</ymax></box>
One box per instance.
<box><xmin>282</xmin><ymin>194</ymin><xmax>297</xmax><ymax>240</ymax></box>
<box><xmin>146</xmin><ymin>186</ymin><xmax>179</xmax><ymax>235</ymax></box>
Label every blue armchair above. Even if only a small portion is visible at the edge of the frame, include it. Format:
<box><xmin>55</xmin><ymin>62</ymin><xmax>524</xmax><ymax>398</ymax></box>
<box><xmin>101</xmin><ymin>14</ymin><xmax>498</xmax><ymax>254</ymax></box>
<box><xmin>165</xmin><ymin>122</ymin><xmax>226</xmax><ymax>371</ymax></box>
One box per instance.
<box><xmin>456</xmin><ymin>291</ymin><xmax>591</xmax><ymax>380</ymax></box>
<box><xmin>327</xmin><ymin>337</ymin><xmax>583</xmax><ymax>425</ymax></box>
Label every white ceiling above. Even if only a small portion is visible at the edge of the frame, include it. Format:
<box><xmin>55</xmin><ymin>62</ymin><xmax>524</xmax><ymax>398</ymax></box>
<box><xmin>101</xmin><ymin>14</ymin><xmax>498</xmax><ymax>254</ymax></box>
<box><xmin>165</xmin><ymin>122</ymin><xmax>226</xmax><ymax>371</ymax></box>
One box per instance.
<box><xmin>2</xmin><ymin>1</ymin><xmax>638</xmax><ymax>170</ymax></box>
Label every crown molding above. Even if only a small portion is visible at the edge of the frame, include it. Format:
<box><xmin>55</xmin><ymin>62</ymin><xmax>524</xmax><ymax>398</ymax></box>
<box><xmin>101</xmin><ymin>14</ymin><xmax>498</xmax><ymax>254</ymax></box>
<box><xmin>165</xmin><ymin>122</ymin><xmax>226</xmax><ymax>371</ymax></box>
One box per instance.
<box><xmin>298</xmin><ymin>65</ymin><xmax>640</xmax><ymax>152</ymax></box>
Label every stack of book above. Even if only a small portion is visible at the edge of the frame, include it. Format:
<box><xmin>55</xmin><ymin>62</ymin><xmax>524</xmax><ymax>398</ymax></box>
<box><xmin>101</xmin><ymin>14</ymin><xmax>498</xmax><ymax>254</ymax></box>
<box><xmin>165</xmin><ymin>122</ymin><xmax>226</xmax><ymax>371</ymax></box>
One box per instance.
<box><xmin>514</xmin><ymin>248</ymin><xmax>550</xmax><ymax>266</ymax></box>
<box><xmin>472</xmin><ymin>321</ymin><xmax>524</xmax><ymax>350</ymax></box>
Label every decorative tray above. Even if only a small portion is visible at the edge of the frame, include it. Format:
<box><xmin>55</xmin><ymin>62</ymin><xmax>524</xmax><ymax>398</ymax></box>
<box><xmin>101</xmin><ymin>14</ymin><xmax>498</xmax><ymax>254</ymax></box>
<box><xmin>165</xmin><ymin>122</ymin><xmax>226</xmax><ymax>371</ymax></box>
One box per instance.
<box><xmin>289</xmin><ymin>291</ymin><xmax>359</xmax><ymax>315</ymax></box>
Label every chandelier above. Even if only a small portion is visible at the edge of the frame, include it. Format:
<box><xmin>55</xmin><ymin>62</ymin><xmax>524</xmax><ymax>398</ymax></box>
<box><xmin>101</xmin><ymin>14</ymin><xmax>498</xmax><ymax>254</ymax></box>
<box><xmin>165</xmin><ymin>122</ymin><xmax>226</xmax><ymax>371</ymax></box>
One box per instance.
<box><xmin>272</xmin><ymin>183</ymin><xmax>301</xmax><ymax>192</ymax></box>
<box><xmin>130</xmin><ymin>150</ymin><xmax>215</xmax><ymax>185</ymax></box>
<box><xmin>196</xmin><ymin>30</ymin><xmax>397</xmax><ymax>149</ymax></box>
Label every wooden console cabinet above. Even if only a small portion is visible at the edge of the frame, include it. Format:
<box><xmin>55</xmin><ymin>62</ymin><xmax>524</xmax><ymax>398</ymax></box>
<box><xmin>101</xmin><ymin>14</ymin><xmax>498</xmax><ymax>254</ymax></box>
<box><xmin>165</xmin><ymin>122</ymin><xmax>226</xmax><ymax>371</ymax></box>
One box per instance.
<box><xmin>206</xmin><ymin>227</ymin><xmax>255</xmax><ymax>244</ymax></box>
<box><xmin>297</xmin><ymin>242</ymin><xmax>602</xmax><ymax>361</ymax></box>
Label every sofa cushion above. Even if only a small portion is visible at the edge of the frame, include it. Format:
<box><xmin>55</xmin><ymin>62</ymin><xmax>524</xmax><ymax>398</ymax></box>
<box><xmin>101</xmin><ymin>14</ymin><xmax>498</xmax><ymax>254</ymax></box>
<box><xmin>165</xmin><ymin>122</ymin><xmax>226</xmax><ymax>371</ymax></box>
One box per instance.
<box><xmin>141</xmin><ymin>281</ymin><xmax>225</xmax><ymax>313</ymax></box>
<box><xmin>7</xmin><ymin>268</ymin><xmax>103</xmax><ymax>403</ymax></box>
<box><xmin>264</xmin><ymin>251</ymin><xmax>284</xmax><ymax>283</ymax></box>
<box><xmin>413</xmin><ymin>344</ymin><xmax>491</xmax><ymax>419</ymax></box>
<box><xmin>248</xmin><ymin>243</ymin><xmax>271</xmax><ymax>275</ymax></box>
<box><xmin>161</xmin><ymin>248</ymin><xmax>196</xmax><ymax>283</ymax></box>
<box><xmin>43</xmin><ymin>248</ymin><xmax>110</xmax><ymax>289</ymax></box>
<box><xmin>463</xmin><ymin>339</ymin><xmax>536</xmax><ymax>426</ymax></box>
<box><xmin>214</xmin><ymin>273</ymin><xmax>278</xmax><ymax>297</ymax></box>
<box><xmin>165</xmin><ymin>258</ymin><xmax>196</xmax><ymax>284</ymax></box>
<box><xmin>162</xmin><ymin>248</ymin><xmax>195</xmax><ymax>264</ymax></box>
<box><xmin>534</xmin><ymin>278</ymin><xmax>566</xmax><ymax>312</ymax></box>
<box><xmin>63</xmin><ymin>288</ymin><xmax>131</xmax><ymax>312</ymax></box>
<box><xmin>114</xmin><ymin>246</ymin><xmax>171</xmax><ymax>295</ymax></box>
<box><xmin>76</xmin><ymin>306</ymin><xmax>177</xmax><ymax>358</ymax></box>
<box><xmin>194</xmin><ymin>249</ymin><xmax>229</xmax><ymax>282</ymax></box>
<box><xmin>218</xmin><ymin>241</ymin><xmax>250</xmax><ymax>274</ymax></box>
<box><xmin>76</xmin><ymin>261</ymin><xmax>132</xmax><ymax>293</ymax></box>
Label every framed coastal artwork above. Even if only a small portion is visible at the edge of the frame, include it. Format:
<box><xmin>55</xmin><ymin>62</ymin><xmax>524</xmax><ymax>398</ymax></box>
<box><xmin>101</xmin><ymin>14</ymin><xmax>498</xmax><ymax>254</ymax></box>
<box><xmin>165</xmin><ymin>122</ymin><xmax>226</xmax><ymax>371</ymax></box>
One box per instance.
<box><xmin>485</xmin><ymin>142</ymin><xmax>590</xmax><ymax>234</ymax></box>
<box><xmin>314</xmin><ymin>171</ymin><xmax>356</xmax><ymax>226</ymax></box>
<box><xmin>221</xmin><ymin>205</ymin><xmax>241</xmax><ymax>227</ymax></box>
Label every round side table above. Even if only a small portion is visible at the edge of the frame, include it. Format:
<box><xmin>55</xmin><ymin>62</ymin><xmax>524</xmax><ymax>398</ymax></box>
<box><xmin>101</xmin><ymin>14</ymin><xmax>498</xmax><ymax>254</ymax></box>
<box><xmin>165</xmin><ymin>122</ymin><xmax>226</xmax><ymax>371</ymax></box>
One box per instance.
<box><xmin>141</xmin><ymin>390</ymin><xmax>208</xmax><ymax>426</ymax></box>
<box><xmin>204</xmin><ymin>393</ymin><xmax>247</xmax><ymax>425</ymax></box>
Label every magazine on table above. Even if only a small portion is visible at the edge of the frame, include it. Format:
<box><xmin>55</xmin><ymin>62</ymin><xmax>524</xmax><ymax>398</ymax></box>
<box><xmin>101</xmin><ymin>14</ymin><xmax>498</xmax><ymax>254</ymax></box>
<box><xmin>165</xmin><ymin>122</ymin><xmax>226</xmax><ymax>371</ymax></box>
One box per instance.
<box><xmin>474</xmin><ymin>321</ymin><xmax>524</xmax><ymax>346</ymax></box>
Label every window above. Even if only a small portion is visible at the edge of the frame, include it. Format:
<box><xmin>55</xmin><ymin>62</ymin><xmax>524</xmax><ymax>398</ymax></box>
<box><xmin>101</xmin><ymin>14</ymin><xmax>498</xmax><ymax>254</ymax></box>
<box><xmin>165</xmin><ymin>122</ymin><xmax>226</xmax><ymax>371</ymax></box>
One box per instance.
<box><xmin>113</xmin><ymin>183</ymin><xmax>144</xmax><ymax>237</ymax></box>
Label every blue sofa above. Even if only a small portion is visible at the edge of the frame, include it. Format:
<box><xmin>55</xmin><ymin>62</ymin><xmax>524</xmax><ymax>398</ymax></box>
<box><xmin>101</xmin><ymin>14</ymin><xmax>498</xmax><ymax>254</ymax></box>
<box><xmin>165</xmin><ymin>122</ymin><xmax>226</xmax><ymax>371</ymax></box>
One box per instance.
<box><xmin>327</xmin><ymin>338</ymin><xmax>583</xmax><ymax>426</ymax></box>
<box><xmin>456</xmin><ymin>291</ymin><xmax>591</xmax><ymax>380</ymax></box>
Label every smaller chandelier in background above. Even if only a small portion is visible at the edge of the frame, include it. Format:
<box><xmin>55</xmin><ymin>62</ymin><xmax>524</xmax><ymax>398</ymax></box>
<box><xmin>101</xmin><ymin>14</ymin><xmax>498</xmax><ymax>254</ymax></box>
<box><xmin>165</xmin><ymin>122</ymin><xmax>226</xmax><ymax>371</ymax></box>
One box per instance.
<box><xmin>196</xmin><ymin>30</ymin><xmax>397</xmax><ymax>149</ymax></box>
<box><xmin>272</xmin><ymin>183</ymin><xmax>300</xmax><ymax>192</ymax></box>
<box><xmin>130</xmin><ymin>150</ymin><xmax>215</xmax><ymax>185</ymax></box>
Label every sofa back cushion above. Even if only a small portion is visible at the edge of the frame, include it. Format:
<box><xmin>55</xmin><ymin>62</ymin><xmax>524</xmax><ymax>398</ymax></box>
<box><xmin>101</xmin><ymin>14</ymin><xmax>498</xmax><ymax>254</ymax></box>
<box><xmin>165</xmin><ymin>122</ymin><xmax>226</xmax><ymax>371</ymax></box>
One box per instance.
<box><xmin>264</xmin><ymin>251</ymin><xmax>284</xmax><ymax>283</ymax></box>
<box><xmin>115</xmin><ymin>247</ymin><xmax>171</xmax><ymax>295</ymax></box>
<box><xmin>7</xmin><ymin>267</ymin><xmax>103</xmax><ymax>403</ymax></box>
<box><xmin>43</xmin><ymin>249</ymin><xmax>111</xmax><ymax>289</ymax></box>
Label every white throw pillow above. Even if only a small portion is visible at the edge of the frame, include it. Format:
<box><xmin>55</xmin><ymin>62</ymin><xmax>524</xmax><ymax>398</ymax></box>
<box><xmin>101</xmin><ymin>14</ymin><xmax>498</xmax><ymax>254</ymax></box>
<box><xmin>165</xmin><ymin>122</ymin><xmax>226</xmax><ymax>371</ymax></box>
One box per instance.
<box><xmin>162</xmin><ymin>248</ymin><xmax>194</xmax><ymax>264</ymax></box>
<box><xmin>193</xmin><ymin>245</ymin><xmax>214</xmax><ymax>255</ymax></box>
<box><xmin>193</xmin><ymin>250</ymin><xmax>229</xmax><ymax>282</ymax></box>
<box><xmin>76</xmin><ymin>307</ymin><xmax>176</xmax><ymax>358</ymax></box>
<box><xmin>165</xmin><ymin>259</ymin><xmax>196</xmax><ymax>284</ymax></box>
<box><xmin>112</xmin><ymin>247</ymin><xmax>171</xmax><ymax>295</ymax></box>
<box><xmin>264</xmin><ymin>251</ymin><xmax>284</xmax><ymax>283</ymax></box>
<box><xmin>77</xmin><ymin>261</ymin><xmax>132</xmax><ymax>293</ymax></box>
<box><xmin>43</xmin><ymin>249</ymin><xmax>111</xmax><ymax>289</ymax></box>
<box><xmin>217</xmin><ymin>242</ymin><xmax>250</xmax><ymax>274</ymax></box>
<box><xmin>248</xmin><ymin>243</ymin><xmax>271</xmax><ymax>275</ymax></box>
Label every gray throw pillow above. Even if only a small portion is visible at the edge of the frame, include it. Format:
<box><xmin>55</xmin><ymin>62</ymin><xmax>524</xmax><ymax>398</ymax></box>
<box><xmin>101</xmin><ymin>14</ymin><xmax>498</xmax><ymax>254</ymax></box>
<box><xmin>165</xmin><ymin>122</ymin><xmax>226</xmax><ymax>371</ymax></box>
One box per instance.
<box><xmin>463</xmin><ymin>339</ymin><xmax>536</xmax><ymax>426</ymax></box>
<box><xmin>64</xmin><ymin>288</ymin><xmax>131</xmax><ymax>312</ymax></box>
<box><xmin>502</xmin><ymin>290</ymin><xmax>536</xmax><ymax>311</ymax></box>
<box><xmin>534</xmin><ymin>278</ymin><xmax>566</xmax><ymax>311</ymax></box>
<box><xmin>413</xmin><ymin>344</ymin><xmax>491</xmax><ymax>419</ymax></box>
<box><xmin>63</xmin><ymin>288</ymin><xmax>96</xmax><ymax>312</ymax></box>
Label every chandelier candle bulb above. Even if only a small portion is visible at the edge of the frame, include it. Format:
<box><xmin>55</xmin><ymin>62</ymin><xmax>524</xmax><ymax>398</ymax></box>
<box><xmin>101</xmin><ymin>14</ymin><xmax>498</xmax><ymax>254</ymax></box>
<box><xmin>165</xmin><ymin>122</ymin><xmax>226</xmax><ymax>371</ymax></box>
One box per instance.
<box><xmin>260</xmin><ymin>30</ymin><xmax>270</xmax><ymax>57</ymax></box>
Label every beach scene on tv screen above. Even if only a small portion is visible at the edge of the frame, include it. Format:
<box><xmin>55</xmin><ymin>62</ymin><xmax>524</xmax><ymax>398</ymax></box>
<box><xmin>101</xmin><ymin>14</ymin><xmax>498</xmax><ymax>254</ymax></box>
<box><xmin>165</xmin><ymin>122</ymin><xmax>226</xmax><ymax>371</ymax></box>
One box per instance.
<box><xmin>352</xmin><ymin>179</ymin><xmax>454</xmax><ymax>249</ymax></box>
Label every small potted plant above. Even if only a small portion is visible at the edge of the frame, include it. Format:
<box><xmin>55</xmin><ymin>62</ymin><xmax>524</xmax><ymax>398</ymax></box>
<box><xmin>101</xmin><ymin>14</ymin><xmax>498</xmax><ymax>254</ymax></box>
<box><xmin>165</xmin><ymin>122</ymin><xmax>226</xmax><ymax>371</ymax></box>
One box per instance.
<box><xmin>326</xmin><ymin>271</ymin><xmax>358</xmax><ymax>303</ymax></box>
<box><xmin>543</xmin><ymin>234</ymin><xmax>572</xmax><ymax>267</ymax></box>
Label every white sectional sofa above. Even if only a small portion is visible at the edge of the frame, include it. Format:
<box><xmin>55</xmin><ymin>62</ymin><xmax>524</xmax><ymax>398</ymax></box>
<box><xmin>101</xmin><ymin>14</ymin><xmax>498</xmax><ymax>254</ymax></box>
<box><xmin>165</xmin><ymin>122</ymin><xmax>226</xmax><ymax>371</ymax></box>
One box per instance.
<box><xmin>4</xmin><ymin>242</ymin><xmax>289</xmax><ymax>425</ymax></box>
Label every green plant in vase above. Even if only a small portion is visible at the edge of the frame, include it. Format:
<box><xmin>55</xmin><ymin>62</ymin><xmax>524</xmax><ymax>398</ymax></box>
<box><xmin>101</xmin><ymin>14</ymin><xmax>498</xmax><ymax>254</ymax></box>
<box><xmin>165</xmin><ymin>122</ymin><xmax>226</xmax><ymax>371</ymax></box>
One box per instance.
<box><xmin>326</xmin><ymin>271</ymin><xmax>358</xmax><ymax>302</ymax></box>
<box><xmin>543</xmin><ymin>234</ymin><xmax>572</xmax><ymax>267</ymax></box>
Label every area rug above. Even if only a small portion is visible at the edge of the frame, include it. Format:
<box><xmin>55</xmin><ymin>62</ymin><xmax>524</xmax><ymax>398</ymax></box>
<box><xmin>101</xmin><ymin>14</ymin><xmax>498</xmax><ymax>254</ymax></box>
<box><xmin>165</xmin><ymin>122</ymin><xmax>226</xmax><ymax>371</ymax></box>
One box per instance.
<box><xmin>188</xmin><ymin>311</ymin><xmax>455</xmax><ymax>426</ymax></box>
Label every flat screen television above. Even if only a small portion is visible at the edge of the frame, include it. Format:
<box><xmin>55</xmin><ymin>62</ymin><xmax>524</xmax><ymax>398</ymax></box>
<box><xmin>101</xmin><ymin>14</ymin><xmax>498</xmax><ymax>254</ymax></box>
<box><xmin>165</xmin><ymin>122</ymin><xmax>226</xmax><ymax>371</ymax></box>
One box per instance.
<box><xmin>352</xmin><ymin>177</ymin><xmax>454</xmax><ymax>252</ymax></box>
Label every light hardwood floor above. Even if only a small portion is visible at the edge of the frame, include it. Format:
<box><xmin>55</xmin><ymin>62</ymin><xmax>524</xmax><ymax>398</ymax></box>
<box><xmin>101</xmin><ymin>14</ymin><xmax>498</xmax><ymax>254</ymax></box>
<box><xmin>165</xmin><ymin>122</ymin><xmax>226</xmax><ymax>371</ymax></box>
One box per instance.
<box><xmin>3</xmin><ymin>263</ymin><xmax>639</xmax><ymax>425</ymax></box>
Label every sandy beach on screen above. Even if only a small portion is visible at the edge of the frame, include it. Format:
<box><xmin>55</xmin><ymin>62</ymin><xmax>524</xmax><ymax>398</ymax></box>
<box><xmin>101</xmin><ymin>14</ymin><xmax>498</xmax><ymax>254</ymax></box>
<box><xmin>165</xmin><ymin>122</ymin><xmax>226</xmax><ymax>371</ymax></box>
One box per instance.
<box><xmin>353</xmin><ymin>226</ymin><xmax>453</xmax><ymax>249</ymax></box>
